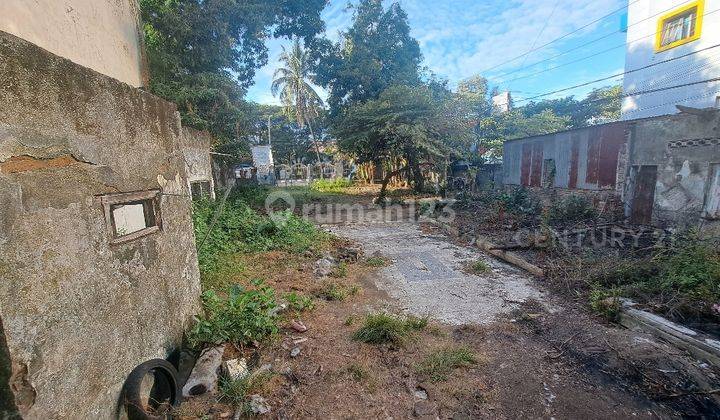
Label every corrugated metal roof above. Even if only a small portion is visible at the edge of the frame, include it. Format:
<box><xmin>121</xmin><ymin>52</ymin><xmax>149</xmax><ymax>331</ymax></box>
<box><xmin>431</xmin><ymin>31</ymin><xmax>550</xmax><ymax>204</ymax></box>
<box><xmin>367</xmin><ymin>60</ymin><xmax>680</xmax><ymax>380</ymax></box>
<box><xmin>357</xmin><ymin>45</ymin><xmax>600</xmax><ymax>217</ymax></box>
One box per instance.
<box><xmin>251</xmin><ymin>146</ymin><xmax>274</xmax><ymax>167</ymax></box>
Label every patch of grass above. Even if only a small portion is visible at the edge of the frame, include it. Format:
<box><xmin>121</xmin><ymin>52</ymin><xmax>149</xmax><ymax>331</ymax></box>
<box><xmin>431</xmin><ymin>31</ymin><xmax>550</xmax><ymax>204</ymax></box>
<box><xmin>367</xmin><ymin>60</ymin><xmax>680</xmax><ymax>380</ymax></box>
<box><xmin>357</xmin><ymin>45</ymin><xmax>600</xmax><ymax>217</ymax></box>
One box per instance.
<box><xmin>310</xmin><ymin>178</ymin><xmax>353</xmax><ymax>193</ymax></box>
<box><xmin>364</xmin><ymin>256</ymin><xmax>389</xmax><ymax>267</ymax></box>
<box><xmin>315</xmin><ymin>281</ymin><xmax>360</xmax><ymax>302</ymax></box>
<box><xmin>331</xmin><ymin>261</ymin><xmax>348</xmax><ymax>278</ymax></box>
<box><xmin>218</xmin><ymin>371</ymin><xmax>273</xmax><ymax>413</ymax></box>
<box><xmin>589</xmin><ymin>287</ymin><xmax>621</xmax><ymax>322</ymax></box>
<box><xmin>284</xmin><ymin>292</ymin><xmax>315</xmax><ymax>312</ymax></box>
<box><xmin>188</xmin><ymin>281</ymin><xmax>279</xmax><ymax>348</ymax></box>
<box><xmin>416</xmin><ymin>347</ymin><xmax>478</xmax><ymax>382</ymax></box>
<box><xmin>192</xmin><ymin>195</ymin><xmax>330</xmax><ymax>281</ymax></box>
<box><xmin>352</xmin><ymin>313</ymin><xmax>428</xmax><ymax>346</ymax></box>
<box><xmin>316</xmin><ymin>282</ymin><xmax>348</xmax><ymax>301</ymax></box>
<box><xmin>344</xmin><ymin>315</ymin><xmax>356</xmax><ymax>326</ymax></box>
<box><xmin>468</xmin><ymin>259</ymin><xmax>491</xmax><ymax>274</ymax></box>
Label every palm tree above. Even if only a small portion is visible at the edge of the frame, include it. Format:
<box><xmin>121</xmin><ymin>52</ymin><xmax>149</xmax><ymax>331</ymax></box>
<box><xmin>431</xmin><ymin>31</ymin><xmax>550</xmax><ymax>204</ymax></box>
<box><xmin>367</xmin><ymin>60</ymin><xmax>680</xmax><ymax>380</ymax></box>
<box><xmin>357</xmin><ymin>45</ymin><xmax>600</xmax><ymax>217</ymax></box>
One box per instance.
<box><xmin>271</xmin><ymin>38</ymin><xmax>324</xmax><ymax>176</ymax></box>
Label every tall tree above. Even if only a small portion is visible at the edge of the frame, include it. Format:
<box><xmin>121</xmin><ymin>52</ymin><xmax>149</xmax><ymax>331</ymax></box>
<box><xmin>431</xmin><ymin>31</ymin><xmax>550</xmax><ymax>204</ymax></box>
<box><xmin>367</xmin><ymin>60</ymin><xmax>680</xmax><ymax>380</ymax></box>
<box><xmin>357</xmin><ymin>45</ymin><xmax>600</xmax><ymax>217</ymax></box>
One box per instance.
<box><xmin>333</xmin><ymin>85</ymin><xmax>466</xmax><ymax>198</ymax></box>
<box><xmin>140</xmin><ymin>0</ymin><xmax>326</xmax><ymax>143</ymax></box>
<box><xmin>271</xmin><ymin>39</ymin><xmax>324</xmax><ymax>167</ymax></box>
<box><xmin>315</xmin><ymin>0</ymin><xmax>422</xmax><ymax>114</ymax></box>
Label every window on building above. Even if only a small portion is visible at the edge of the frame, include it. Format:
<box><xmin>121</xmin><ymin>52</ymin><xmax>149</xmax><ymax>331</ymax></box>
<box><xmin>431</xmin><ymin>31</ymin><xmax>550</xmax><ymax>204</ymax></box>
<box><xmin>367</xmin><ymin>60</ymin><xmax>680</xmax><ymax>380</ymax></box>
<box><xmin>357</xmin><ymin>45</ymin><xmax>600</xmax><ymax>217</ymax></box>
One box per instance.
<box><xmin>100</xmin><ymin>190</ymin><xmax>162</xmax><ymax>244</ymax></box>
<box><xmin>656</xmin><ymin>1</ymin><xmax>704</xmax><ymax>52</ymax></box>
<box><xmin>190</xmin><ymin>181</ymin><xmax>212</xmax><ymax>200</ymax></box>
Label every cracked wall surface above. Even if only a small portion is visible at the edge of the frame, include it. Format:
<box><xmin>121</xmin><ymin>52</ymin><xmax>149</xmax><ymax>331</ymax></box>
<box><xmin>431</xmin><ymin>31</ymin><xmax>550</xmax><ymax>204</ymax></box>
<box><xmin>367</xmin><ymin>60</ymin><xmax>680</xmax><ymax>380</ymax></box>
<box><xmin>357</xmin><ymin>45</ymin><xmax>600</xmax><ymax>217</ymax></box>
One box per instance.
<box><xmin>0</xmin><ymin>31</ymin><xmax>201</xmax><ymax>419</ymax></box>
<box><xmin>627</xmin><ymin>110</ymin><xmax>720</xmax><ymax>235</ymax></box>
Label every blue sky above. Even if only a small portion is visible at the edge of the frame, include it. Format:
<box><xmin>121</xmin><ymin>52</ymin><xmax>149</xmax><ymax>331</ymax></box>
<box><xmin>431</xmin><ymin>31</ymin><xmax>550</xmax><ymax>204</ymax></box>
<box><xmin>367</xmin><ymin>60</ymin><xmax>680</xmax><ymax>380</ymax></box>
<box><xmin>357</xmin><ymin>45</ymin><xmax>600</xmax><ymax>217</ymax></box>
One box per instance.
<box><xmin>246</xmin><ymin>0</ymin><xmax>628</xmax><ymax>106</ymax></box>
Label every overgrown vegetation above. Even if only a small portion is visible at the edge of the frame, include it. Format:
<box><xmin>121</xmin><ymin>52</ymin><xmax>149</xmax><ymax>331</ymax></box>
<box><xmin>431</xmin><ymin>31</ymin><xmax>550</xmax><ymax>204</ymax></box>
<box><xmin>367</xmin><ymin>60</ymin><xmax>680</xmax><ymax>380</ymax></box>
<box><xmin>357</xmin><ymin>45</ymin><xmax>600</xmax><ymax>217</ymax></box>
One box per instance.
<box><xmin>188</xmin><ymin>282</ymin><xmax>279</xmax><ymax>348</ymax></box>
<box><xmin>548</xmin><ymin>195</ymin><xmax>597</xmax><ymax>225</ymax></box>
<box><xmin>416</xmin><ymin>347</ymin><xmax>478</xmax><ymax>382</ymax></box>
<box><xmin>588</xmin><ymin>236</ymin><xmax>720</xmax><ymax>323</ymax></box>
<box><xmin>352</xmin><ymin>313</ymin><xmax>428</xmax><ymax>345</ymax></box>
<box><xmin>192</xmin><ymin>193</ymin><xmax>329</xmax><ymax>280</ymax></box>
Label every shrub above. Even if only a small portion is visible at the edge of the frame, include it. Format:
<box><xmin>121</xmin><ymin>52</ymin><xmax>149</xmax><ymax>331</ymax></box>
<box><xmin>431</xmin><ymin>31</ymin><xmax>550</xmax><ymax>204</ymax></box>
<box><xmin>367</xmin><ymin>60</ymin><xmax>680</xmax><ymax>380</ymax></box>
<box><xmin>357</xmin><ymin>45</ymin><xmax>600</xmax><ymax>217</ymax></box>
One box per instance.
<box><xmin>188</xmin><ymin>281</ymin><xmax>279</xmax><ymax>348</ymax></box>
<box><xmin>416</xmin><ymin>347</ymin><xmax>477</xmax><ymax>382</ymax></box>
<box><xmin>310</xmin><ymin>178</ymin><xmax>353</xmax><ymax>193</ymax></box>
<box><xmin>548</xmin><ymin>195</ymin><xmax>597</xmax><ymax>225</ymax></box>
<box><xmin>498</xmin><ymin>188</ymin><xmax>541</xmax><ymax>217</ymax></box>
<box><xmin>352</xmin><ymin>313</ymin><xmax>428</xmax><ymax>345</ymax></box>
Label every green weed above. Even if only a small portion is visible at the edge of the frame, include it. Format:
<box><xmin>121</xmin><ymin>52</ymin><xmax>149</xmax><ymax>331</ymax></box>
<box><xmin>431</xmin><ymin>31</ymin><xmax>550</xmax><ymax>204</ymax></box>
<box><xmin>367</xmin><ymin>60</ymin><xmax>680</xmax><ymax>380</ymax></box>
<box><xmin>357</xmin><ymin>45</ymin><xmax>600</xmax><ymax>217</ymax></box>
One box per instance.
<box><xmin>285</xmin><ymin>292</ymin><xmax>315</xmax><ymax>312</ymax></box>
<box><xmin>364</xmin><ymin>256</ymin><xmax>388</xmax><ymax>267</ymax></box>
<box><xmin>468</xmin><ymin>260</ymin><xmax>491</xmax><ymax>274</ymax></box>
<box><xmin>188</xmin><ymin>281</ymin><xmax>279</xmax><ymax>348</ymax></box>
<box><xmin>352</xmin><ymin>313</ymin><xmax>428</xmax><ymax>346</ymax></box>
<box><xmin>218</xmin><ymin>370</ymin><xmax>273</xmax><ymax>413</ymax></box>
<box><xmin>548</xmin><ymin>195</ymin><xmax>597</xmax><ymax>225</ymax></box>
<box><xmin>416</xmin><ymin>347</ymin><xmax>477</xmax><ymax>382</ymax></box>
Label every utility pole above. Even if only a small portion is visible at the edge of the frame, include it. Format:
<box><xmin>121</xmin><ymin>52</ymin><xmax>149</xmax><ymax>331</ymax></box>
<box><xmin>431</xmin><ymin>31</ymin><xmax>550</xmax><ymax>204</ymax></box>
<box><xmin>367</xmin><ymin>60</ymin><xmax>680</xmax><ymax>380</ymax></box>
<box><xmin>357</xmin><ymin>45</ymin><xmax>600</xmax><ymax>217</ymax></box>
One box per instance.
<box><xmin>267</xmin><ymin>115</ymin><xmax>272</xmax><ymax>146</ymax></box>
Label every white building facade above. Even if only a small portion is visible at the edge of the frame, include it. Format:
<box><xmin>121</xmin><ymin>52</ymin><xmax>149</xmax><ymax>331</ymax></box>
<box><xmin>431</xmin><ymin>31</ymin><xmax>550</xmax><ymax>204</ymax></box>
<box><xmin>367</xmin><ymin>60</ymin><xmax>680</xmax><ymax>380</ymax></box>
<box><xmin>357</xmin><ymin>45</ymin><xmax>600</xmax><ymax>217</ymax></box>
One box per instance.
<box><xmin>621</xmin><ymin>0</ymin><xmax>720</xmax><ymax>120</ymax></box>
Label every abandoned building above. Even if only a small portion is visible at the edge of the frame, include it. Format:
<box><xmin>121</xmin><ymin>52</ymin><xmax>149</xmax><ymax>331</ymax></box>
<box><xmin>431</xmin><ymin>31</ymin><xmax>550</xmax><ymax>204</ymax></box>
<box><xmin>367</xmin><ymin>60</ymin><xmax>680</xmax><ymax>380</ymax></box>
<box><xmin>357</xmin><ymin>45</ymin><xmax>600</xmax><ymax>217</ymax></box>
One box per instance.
<box><xmin>502</xmin><ymin>121</ymin><xmax>629</xmax><ymax>215</ymax></box>
<box><xmin>0</xmin><ymin>5</ymin><xmax>201</xmax><ymax>419</ymax></box>
<box><xmin>624</xmin><ymin>109</ymin><xmax>720</xmax><ymax>233</ymax></box>
<box><xmin>502</xmin><ymin>110</ymin><xmax>720</xmax><ymax>235</ymax></box>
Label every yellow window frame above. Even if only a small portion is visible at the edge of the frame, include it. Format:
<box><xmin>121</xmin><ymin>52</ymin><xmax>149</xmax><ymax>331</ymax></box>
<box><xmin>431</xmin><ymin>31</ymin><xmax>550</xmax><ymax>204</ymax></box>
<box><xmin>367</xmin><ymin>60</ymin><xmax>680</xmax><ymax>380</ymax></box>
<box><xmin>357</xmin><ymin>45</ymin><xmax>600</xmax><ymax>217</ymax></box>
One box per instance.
<box><xmin>655</xmin><ymin>0</ymin><xmax>704</xmax><ymax>52</ymax></box>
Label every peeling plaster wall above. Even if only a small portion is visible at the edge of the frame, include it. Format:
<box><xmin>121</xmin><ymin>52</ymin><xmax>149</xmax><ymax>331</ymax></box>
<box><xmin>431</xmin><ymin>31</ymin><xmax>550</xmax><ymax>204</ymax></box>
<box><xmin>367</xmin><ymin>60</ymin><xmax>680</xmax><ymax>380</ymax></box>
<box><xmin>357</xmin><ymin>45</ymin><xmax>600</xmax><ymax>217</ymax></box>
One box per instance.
<box><xmin>0</xmin><ymin>31</ymin><xmax>201</xmax><ymax>419</ymax></box>
<box><xmin>626</xmin><ymin>111</ymin><xmax>720</xmax><ymax>234</ymax></box>
<box><xmin>181</xmin><ymin>127</ymin><xmax>216</xmax><ymax>199</ymax></box>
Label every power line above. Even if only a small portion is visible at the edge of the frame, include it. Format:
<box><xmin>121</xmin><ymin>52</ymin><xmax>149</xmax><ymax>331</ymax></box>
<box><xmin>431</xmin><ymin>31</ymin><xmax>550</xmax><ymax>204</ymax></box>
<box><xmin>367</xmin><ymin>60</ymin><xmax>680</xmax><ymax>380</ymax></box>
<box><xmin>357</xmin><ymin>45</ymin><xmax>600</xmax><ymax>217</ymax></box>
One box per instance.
<box><xmin>512</xmin><ymin>44</ymin><xmax>720</xmax><ymax>104</ymax></box>
<box><xmin>480</xmin><ymin>0</ymin><xmax>642</xmax><ymax>75</ymax></box>
<box><xmin>518</xmin><ymin>0</ymin><xmax>561</xmax><ymax>69</ymax></box>
<box><xmin>494</xmin><ymin>8</ymin><xmax>719</xmax><ymax>86</ymax></box>
<box><xmin>489</xmin><ymin>0</ymin><xmax>701</xmax><ymax>82</ymax></box>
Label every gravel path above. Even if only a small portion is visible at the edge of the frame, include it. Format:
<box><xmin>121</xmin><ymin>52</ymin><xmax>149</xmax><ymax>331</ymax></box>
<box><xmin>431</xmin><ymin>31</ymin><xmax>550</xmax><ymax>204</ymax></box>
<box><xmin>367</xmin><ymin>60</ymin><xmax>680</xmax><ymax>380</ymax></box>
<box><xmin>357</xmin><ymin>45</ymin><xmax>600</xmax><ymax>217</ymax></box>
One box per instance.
<box><xmin>327</xmin><ymin>221</ymin><xmax>548</xmax><ymax>325</ymax></box>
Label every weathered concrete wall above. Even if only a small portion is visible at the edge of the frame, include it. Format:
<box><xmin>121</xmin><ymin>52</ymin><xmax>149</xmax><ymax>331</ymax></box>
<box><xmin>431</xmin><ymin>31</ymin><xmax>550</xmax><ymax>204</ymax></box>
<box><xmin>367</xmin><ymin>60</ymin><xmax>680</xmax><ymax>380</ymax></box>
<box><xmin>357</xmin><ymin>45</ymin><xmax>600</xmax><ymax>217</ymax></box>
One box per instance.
<box><xmin>0</xmin><ymin>31</ymin><xmax>201</xmax><ymax>419</ymax></box>
<box><xmin>182</xmin><ymin>127</ymin><xmax>216</xmax><ymax>199</ymax></box>
<box><xmin>0</xmin><ymin>0</ymin><xmax>147</xmax><ymax>87</ymax></box>
<box><xmin>503</xmin><ymin>121</ymin><xmax>629</xmax><ymax>191</ymax></box>
<box><xmin>626</xmin><ymin>110</ymin><xmax>720</xmax><ymax>234</ymax></box>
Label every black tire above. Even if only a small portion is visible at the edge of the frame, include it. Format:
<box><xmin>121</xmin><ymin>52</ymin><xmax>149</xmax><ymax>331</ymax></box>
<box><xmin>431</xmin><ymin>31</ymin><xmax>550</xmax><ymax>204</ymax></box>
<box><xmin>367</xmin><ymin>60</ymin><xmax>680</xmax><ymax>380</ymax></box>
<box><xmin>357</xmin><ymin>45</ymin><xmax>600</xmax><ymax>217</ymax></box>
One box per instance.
<box><xmin>122</xmin><ymin>359</ymin><xmax>180</xmax><ymax>420</ymax></box>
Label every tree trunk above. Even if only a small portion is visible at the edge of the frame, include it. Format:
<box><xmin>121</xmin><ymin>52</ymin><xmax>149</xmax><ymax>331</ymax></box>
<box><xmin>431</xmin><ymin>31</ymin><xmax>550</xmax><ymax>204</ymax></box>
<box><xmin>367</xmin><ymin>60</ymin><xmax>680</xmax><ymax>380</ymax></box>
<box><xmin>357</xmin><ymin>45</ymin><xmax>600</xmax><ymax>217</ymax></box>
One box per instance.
<box><xmin>307</xmin><ymin>120</ymin><xmax>323</xmax><ymax>180</ymax></box>
<box><xmin>378</xmin><ymin>166</ymin><xmax>408</xmax><ymax>204</ymax></box>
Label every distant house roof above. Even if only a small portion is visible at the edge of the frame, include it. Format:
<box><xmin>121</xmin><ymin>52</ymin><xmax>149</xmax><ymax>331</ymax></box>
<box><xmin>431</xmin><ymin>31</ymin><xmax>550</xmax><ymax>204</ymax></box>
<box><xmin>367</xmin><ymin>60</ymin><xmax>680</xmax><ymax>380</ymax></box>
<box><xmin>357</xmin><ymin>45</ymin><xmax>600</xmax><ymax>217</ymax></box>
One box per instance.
<box><xmin>251</xmin><ymin>145</ymin><xmax>274</xmax><ymax>168</ymax></box>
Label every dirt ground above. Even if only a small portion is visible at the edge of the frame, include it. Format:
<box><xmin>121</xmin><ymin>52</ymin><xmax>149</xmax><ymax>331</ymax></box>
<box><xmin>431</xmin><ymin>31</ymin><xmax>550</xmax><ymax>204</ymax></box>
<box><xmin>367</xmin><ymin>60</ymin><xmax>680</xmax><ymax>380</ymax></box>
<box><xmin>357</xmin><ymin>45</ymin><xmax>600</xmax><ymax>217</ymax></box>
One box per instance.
<box><xmin>179</xmin><ymin>190</ymin><xmax>720</xmax><ymax>419</ymax></box>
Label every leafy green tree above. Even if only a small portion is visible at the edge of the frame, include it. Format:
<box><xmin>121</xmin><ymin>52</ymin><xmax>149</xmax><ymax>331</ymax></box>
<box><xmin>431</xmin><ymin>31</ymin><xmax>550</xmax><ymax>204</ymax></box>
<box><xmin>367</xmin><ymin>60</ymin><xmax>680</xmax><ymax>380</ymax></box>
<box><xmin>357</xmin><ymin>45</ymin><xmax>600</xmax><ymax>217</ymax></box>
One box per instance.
<box><xmin>333</xmin><ymin>85</ymin><xmax>466</xmax><ymax>197</ymax></box>
<box><xmin>140</xmin><ymin>0</ymin><xmax>326</xmax><ymax>143</ymax></box>
<box><xmin>315</xmin><ymin>0</ymin><xmax>422</xmax><ymax>114</ymax></box>
<box><xmin>272</xmin><ymin>38</ymin><xmax>324</xmax><ymax>166</ymax></box>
